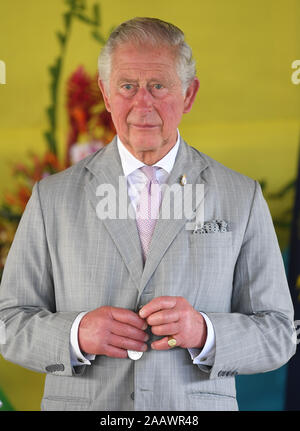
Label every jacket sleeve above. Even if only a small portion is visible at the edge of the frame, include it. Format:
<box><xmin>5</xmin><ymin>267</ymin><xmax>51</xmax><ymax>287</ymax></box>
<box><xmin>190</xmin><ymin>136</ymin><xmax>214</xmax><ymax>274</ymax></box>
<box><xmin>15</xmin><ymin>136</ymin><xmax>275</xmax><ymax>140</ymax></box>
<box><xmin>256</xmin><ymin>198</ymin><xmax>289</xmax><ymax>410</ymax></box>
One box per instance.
<box><xmin>0</xmin><ymin>182</ymin><xmax>81</xmax><ymax>377</ymax></box>
<box><xmin>205</xmin><ymin>180</ymin><xmax>296</xmax><ymax>379</ymax></box>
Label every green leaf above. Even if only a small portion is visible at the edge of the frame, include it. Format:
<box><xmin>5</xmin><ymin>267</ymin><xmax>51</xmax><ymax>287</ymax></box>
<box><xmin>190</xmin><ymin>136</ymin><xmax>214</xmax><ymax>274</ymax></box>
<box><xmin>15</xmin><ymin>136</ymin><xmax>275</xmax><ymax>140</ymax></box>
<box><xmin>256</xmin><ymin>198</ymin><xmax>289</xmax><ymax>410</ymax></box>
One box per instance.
<box><xmin>91</xmin><ymin>30</ymin><xmax>106</xmax><ymax>44</ymax></box>
<box><xmin>56</xmin><ymin>31</ymin><xmax>66</xmax><ymax>46</ymax></box>
<box><xmin>74</xmin><ymin>13</ymin><xmax>95</xmax><ymax>25</ymax></box>
<box><xmin>48</xmin><ymin>64</ymin><xmax>58</xmax><ymax>78</ymax></box>
<box><xmin>73</xmin><ymin>0</ymin><xmax>86</xmax><ymax>11</ymax></box>
<box><xmin>44</xmin><ymin>131</ymin><xmax>57</xmax><ymax>155</ymax></box>
<box><xmin>64</xmin><ymin>12</ymin><xmax>72</xmax><ymax>29</ymax></box>
<box><xmin>273</xmin><ymin>220</ymin><xmax>292</xmax><ymax>229</ymax></box>
<box><xmin>0</xmin><ymin>205</ymin><xmax>22</xmax><ymax>222</ymax></box>
<box><xmin>268</xmin><ymin>180</ymin><xmax>296</xmax><ymax>199</ymax></box>
<box><xmin>50</xmin><ymin>80</ymin><xmax>57</xmax><ymax>102</ymax></box>
<box><xmin>46</xmin><ymin>106</ymin><xmax>55</xmax><ymax>128</ymax></box>
<box><xmin>93</xmin><ymin>3</ymin><xmax>100</xmax><ymax>26</ymax></box>
<box><xmin>48</xmin><ymin>57</ymin><xmax>61</xmax><ymax>80</ymax></box>
<box><xmin>44</xmin><ymin>130</ymin><xmax>52</xmax><ymax>146</ymax></box>
<box><xmin>64</xmin><ymin>0</ymin><xmax>76</xmax><ymax>7</ymax></box>
<box><xmin>55</xmin><ymin>56</ymin><xmax>62</xmax><ymax>71</ymax></box>
<box><xmin>107</xmin><ymin>25</ymin><xmax>116</xmax><ymax>37</ymax></box>
<box><xmin>258</xmin><ymin>179</ymin><xmax>267</xmax><ymax>191</ymax></box>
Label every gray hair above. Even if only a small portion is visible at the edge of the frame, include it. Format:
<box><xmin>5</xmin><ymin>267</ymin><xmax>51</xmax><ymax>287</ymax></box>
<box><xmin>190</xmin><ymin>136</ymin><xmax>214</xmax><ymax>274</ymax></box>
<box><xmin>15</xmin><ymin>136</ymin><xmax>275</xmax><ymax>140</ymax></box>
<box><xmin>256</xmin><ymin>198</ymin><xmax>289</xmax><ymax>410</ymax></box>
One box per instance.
<box><xmin>98</xmin><ymin>17</ymin><xmax>196</xmax><ymax>94</ymax></box>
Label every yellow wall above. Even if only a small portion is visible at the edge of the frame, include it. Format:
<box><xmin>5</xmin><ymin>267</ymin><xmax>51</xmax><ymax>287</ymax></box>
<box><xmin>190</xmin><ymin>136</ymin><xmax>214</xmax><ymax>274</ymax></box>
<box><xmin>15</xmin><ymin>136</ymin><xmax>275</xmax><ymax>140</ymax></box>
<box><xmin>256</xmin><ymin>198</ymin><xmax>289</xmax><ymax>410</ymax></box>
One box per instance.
<box><xmin>0</xmin><ymin>0</ymin><xmax>299</xmax><ymax>410</ymax></box>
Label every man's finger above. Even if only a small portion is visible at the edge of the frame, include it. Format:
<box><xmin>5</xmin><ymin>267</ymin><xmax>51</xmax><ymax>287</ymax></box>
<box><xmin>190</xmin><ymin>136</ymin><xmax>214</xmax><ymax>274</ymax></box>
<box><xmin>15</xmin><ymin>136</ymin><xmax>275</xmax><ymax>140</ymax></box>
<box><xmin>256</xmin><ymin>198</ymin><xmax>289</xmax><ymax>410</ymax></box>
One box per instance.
<box><xmin>111</xmin><ymin>320</ymin><xmax>149</xmax><ymax>342</ymax></box>
<box><xmin>109</xmin><ymin>334</ymin><xmax>148</xmax><ymax>352</ymax></box>
<box><xmin>104</xmin><ymin>345</ymin><xmax>129</xmax><ymax>359</ymax></box>
<box><xmin>151</xmin><ymin>334</ymin><xmax>180</xmax><ymax>350</ymax></box>
<box><xmin>139</xmin><ymin>296</ymin><xmax>177</xmax><ymax>319</ymax></box>
<box><xmin>151</xmin><ymin>322</ymin><xmax>180</xmax><ymax>336</ymax></box>
<box><xmin>111</xmin><ymin>307</ymin><xmax>147</xmax><ymax>330</ymax></box>
<box><xmin>146</xmin><ymin>309</ymin><xmax>179</xmax><ymax>326</ymax></box>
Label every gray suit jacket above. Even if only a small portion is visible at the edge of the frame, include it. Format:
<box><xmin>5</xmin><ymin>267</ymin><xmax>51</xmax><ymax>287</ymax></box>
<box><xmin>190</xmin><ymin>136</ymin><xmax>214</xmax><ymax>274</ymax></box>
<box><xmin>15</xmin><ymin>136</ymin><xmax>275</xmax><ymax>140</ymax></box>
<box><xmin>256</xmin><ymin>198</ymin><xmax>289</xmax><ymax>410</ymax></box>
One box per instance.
<box><xmin>0</xmin><ymin>137</ymin><xmax>295</xmax><ymax>411</ymax></box>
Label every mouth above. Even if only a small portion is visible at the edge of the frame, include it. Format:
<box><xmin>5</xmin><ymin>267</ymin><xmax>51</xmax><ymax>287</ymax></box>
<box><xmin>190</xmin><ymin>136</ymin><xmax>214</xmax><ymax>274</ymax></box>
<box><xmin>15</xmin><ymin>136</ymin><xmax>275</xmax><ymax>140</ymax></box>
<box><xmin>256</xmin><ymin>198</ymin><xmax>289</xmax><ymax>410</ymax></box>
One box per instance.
<box><xmin>130</xmin><ymin>124</ymin><xmax>160</xmax><ymax>129</ymax></box>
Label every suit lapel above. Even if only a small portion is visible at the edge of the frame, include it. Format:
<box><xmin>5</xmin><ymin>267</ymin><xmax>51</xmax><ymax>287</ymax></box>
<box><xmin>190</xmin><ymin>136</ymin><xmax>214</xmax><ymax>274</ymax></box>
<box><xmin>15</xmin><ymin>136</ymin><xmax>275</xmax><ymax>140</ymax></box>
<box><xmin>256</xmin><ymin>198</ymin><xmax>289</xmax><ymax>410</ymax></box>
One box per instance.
<box><xmin>84</xmin><ymin>138</ymin><xmax>144</xmax><ymax>292</ymax></box>
<box><xmin>139</xmin><ymin>139</ymin><xmax>209</xmax><ymax>293</ymax></box>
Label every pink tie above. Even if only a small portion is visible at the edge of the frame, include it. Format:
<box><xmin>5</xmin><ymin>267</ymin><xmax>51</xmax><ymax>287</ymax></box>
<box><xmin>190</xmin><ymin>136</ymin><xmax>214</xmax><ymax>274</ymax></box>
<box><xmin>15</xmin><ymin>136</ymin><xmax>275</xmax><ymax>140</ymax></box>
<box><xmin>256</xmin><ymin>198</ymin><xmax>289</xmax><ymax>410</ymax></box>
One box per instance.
<box><xmin>136</xmin><ymin>166</ymin><xmax>162</xmax><ymax>261</ymax></box>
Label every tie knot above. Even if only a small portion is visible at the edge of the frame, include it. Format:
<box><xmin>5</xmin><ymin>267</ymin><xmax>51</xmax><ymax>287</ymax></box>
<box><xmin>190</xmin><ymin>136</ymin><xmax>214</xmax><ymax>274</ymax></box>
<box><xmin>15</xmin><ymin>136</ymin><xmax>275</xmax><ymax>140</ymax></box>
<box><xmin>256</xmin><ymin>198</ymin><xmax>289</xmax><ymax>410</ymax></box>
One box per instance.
<box><xmin>140</xmin><ymin>165</ymin><xmax>159</xmax><ymax>183</ymax></box>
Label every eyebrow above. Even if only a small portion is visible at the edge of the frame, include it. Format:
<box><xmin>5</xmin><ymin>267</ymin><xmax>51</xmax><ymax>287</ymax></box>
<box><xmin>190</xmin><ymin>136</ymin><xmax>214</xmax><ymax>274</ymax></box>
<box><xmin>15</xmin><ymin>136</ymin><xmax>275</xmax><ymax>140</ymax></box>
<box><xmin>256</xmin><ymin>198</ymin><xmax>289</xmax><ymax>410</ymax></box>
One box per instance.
<box><xmin>117</xmin><ymin>77</ymin><xmax>166</xmax><ymax>85</ymax></box>
<box><xmin>117</xmin><ymin>78</ymin><xmax>138</xmax><ymax>85</ymax></box>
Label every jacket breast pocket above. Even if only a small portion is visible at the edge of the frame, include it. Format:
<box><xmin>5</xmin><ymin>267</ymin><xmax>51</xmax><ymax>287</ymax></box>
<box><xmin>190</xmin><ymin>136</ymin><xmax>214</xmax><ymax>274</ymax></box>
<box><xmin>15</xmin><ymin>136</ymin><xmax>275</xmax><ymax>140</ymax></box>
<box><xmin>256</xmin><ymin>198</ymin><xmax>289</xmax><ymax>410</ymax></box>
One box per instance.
<box><xmin>188</xmin><ymin>232</ymin><xmax>234</xmax><ymax>310</ymax></box>
<box><xmin>189</xmin><ymin>231</ymin><xmax>233</xmax><ymax>270</ymax></box>
<box><xmin>189</xmin><ymin>231</ymin><xmax>232</xmax><ymax>248</ymax></box>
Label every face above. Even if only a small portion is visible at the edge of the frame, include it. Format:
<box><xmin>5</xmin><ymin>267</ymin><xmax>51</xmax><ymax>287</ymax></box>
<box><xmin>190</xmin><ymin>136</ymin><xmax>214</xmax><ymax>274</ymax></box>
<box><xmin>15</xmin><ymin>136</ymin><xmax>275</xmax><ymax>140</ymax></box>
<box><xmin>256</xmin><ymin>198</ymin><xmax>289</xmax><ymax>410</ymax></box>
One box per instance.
<box><xmin>98</xmin><ymin>42</ymin><xmax>199</xmax><ymax>162</ymax></box>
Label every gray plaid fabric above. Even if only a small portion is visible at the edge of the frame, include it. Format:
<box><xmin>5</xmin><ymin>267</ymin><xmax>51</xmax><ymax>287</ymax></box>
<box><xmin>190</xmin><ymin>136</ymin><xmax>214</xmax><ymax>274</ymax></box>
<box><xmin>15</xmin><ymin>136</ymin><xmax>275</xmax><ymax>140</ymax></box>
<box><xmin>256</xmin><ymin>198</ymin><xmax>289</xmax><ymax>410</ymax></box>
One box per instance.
<box><xmin>0</xmin><ymin>136</ymin><xmax>295</xmax><ymax>411</ymax></box>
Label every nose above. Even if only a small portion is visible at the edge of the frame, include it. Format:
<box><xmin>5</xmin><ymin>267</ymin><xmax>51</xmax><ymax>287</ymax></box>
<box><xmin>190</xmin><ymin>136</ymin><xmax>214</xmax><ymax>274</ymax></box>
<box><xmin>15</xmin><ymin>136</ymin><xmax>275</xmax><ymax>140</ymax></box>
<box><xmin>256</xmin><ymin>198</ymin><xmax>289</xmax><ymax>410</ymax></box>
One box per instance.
<box><xmin>133</xmin><ymin>87</ymin><xmax>153</xmax><ymax>110</ymax></box>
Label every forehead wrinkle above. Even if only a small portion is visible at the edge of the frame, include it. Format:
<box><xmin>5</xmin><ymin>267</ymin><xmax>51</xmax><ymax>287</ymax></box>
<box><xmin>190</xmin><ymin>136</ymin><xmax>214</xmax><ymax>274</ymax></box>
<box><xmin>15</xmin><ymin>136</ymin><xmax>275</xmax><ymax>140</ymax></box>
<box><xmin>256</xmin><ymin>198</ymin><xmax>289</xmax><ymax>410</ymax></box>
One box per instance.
<box><xmin>115</xmin><ymin>64</ymin><xmax>171</xmax><ymax>76</ymax></box>
<box><xmin>116</xmin><ymin>75</ymin><xmax>169</xmax><ymax>85</ymax></box>
<box><xmin>113</xmin><ymin>66</ymin><xmax>175</xmax><ymax>84</ymax></box>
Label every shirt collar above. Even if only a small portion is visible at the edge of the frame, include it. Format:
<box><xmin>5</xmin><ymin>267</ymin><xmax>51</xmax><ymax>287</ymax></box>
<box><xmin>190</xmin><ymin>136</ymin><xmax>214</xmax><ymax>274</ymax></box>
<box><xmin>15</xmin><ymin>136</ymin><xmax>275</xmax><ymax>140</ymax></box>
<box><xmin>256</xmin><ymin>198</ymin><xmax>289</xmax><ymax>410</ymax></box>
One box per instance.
<box><xmin>117</xmin><ymin>130</ymin><xmax>180</xmax><ymax>177</ymax></box>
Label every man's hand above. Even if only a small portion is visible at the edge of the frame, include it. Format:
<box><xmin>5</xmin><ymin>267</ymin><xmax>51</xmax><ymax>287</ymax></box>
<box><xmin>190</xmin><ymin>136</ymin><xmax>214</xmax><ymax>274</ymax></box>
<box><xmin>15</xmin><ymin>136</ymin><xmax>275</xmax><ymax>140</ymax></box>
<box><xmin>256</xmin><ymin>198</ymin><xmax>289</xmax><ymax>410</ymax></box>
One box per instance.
<box><xmin>139</xmin><ymin>296</ymin><xmax>207</xmax><ymax>350</ymax></box>
<box><xmin>78</xmin><ymin>306</ymin><xmax>149</xmax><ymax>358</ymax></box>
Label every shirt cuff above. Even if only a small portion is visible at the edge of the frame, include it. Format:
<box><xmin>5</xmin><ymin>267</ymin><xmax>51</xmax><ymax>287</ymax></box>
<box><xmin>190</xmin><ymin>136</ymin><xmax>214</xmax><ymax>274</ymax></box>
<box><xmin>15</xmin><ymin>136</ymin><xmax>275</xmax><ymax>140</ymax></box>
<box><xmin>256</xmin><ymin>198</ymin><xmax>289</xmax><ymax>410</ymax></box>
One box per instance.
<box><xmin>187</xmin><ymin>312</ymin><xmax>216</xmax><ymax>366</ymax></box>
<box><xmin>70</xmin><ymin>311</ymin><xmax>96</xmax><ymax>366</ymax></box>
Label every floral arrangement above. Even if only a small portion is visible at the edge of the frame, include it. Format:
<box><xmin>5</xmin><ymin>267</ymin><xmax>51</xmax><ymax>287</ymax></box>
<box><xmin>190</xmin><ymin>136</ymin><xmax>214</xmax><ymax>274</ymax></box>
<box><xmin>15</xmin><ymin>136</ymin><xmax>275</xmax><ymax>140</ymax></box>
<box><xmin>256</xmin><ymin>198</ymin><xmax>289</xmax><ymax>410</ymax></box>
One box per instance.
<box><xmin>0</xmin><ymin>0</ymin><xmax>115</xmax><ymax>280</ymax></box>
<box><xmin>66</xmin><ymin>65</ymin><xmax>115</xmax><ymax>166</ymax></box>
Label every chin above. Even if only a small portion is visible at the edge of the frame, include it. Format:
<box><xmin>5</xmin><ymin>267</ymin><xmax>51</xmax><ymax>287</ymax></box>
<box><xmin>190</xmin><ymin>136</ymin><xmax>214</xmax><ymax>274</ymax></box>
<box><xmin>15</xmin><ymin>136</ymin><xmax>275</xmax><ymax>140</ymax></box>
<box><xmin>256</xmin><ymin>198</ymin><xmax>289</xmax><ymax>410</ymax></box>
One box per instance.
<box><xmin>129</xmin><ymin>134</ymin><xmax>163</xmax><ymax>152</ymax></box>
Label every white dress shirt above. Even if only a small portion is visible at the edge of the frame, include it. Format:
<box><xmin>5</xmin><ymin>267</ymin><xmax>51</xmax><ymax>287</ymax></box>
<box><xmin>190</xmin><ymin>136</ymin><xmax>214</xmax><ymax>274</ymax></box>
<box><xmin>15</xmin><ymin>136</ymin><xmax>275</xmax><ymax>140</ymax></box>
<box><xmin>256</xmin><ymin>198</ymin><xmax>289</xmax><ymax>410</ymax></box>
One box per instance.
<box><xmin>70</xmin><ymin>131</ymin><xmax>216</xmax><ymax>368</ymax></box>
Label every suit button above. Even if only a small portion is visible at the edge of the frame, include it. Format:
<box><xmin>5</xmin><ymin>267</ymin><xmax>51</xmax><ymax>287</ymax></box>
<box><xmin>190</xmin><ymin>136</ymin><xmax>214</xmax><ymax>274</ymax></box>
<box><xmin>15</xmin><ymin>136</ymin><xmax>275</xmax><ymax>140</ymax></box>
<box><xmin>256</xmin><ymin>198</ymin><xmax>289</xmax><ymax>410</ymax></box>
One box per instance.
<box><xmin>45</xmin><ymin>364</ymin><xmax>65</xmax><ymax>372</ymax></box>
<box><xmin>131</xmin><ymin>392</ymin><xmax>134</xmax><ymax>400</ymax></box>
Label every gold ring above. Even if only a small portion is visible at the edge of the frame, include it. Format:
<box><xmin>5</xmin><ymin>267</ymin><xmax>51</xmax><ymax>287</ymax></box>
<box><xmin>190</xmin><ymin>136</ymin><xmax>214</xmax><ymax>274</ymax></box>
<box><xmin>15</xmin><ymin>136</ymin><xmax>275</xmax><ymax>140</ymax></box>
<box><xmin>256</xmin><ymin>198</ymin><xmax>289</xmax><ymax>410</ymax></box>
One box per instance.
<box><xmin>167</xmin><ymin>336</ymin><xmax>177</xmax><ymax>348</ymax></box>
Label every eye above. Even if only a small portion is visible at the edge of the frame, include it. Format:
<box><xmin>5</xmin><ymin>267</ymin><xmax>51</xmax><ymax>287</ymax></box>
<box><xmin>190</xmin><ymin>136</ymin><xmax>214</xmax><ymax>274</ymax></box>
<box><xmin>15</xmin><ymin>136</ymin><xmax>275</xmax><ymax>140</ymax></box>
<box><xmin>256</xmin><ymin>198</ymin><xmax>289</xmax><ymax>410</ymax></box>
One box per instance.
<box><xmin>123</xmin><ymin>84</ymin><xmax>133</xmax><ymax>90</ymax></box>
<box><xmin>153</xmin><ymin>84</ymin><xmax>163</xmax><ymax>90</ymax></box>
<box><xmin>119</xmin><ymin>83</ymin><xmax>137</xmax><ymax>97</ymax></box>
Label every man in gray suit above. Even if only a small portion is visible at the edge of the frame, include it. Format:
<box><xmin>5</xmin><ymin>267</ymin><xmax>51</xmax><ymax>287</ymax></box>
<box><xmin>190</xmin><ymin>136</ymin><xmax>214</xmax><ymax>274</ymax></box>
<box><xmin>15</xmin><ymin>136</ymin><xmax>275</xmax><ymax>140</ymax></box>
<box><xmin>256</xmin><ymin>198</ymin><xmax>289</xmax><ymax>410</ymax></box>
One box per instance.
<box><xmin>0</xmin><ymin>17</ymin><xmax>296</xmax><ymax>411</ymax></box>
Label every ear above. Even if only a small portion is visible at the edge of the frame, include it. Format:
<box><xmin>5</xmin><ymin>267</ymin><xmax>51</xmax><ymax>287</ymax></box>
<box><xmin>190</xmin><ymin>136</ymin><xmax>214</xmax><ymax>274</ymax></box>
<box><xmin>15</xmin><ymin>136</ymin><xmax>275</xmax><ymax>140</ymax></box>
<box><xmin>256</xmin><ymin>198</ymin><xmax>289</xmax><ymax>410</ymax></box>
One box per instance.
<box><xmin>98</xmin><ymin>78</ymin><xmax>111</xmax><ymax>112</ymax></box>
<box><xmin>183</xmin><ymin>77</ymin><xmax>200</xmax><ymax>113</ymax></box>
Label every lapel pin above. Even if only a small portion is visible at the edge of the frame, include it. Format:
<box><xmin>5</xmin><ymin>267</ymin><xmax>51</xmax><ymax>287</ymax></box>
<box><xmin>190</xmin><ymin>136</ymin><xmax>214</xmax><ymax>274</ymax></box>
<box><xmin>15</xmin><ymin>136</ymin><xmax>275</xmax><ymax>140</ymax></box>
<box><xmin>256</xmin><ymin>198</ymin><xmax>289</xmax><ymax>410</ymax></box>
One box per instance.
<box><xmin>180</xmin><ymin>174</ymin><xmax>187</xmax><ymax>186</ymax></box>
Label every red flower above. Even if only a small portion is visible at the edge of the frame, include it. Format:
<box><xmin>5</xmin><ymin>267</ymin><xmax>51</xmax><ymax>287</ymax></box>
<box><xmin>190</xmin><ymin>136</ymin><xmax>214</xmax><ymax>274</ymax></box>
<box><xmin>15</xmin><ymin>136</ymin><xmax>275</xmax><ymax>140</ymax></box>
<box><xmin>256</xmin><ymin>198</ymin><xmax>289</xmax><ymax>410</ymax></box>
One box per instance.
<box><xmin>65</xmin><ymin>66</ymin><xmax>115</xmax><ymax>166</ymax></box>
